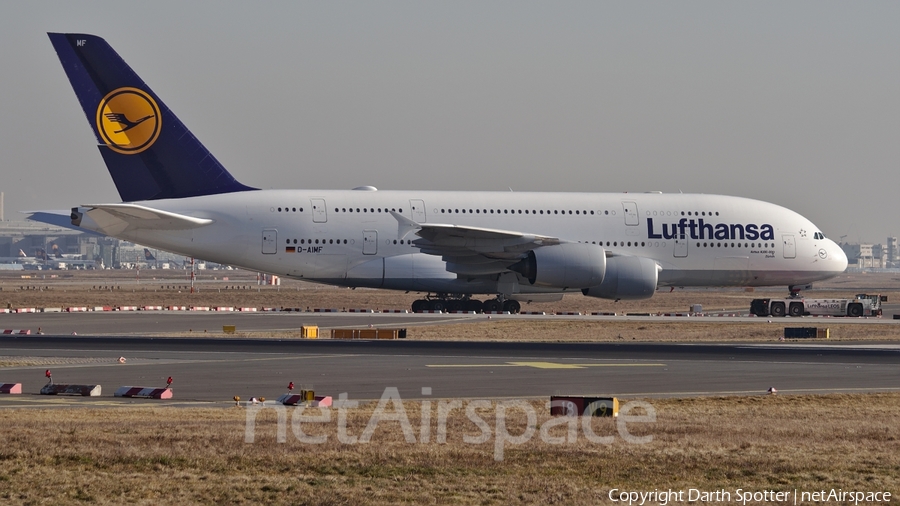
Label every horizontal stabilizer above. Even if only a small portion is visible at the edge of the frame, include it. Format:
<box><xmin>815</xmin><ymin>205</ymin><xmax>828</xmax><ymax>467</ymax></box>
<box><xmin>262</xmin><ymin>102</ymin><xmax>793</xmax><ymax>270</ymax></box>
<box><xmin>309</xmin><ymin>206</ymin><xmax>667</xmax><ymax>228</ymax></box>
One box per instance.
<box><xmin>23</xmin><ymin>210</ymin><xmax>105</xmax><ymax>236</ymax></box>
<box><xmin>75</xmin><ymin>203</ymin><xmax>213</xmax><ymax>236</ymax></box>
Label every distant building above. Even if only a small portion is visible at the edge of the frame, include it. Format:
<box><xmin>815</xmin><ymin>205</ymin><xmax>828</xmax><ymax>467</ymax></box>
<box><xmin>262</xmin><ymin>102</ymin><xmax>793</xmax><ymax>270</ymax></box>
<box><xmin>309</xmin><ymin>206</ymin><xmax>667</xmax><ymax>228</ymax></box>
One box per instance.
<box><xmin>0</xmin><ymin>220</ymin><xmax>84</xmax><ymax>259</ymax></box>
<box><xmin>872</xmin><ymin>244</ymin><xmax>888</xmax><ymax>269</ymax></box>
<box><xmin>887</xmin><ymin>237</ymin><xmax>899</xmax><ymax>268</ymax></box>
<box><xmin>858</xmin><ymin>244</ymin><xmax>876</xmax><ymax>268</ymax></box>
<box><xmin>0</xmin><ymin>220</ymin><xmax>186</xmax><ymax>270</ymax></box>
<box><xmin>841</xmin><ymin>243</ymin><xmax>861</xmax><ymax>265</ymax></box>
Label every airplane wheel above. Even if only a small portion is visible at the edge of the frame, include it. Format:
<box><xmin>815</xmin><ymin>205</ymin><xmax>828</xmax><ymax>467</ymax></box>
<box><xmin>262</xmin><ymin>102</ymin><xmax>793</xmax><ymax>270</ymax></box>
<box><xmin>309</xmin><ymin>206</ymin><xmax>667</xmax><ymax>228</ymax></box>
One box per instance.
<box><xmin>431</xmin><ymin>300</ymin><xmax>445</xmax><ymax>312</ymax></box>
<box><xmin>771</xmin><ymin>302</ymin><xmax>786</xmax><ymax>317</ymax></box>
<box><xmin>789</xmin><ymin>302</ymin><xmax>804</xmax><ymax>317</ymax></box>
<box><xmin>483</xmin><ymin>299</ymin><xmax>502</xmax><ymax>312</ymax></box>
<box><xmin>411</xmin><ymin>300</ymin><xmax>427</xmax><ymax>313</ymax></box>
<box><xmin>448</xmin><ymin>300</ymin><xmax>464</xmax><ymax>312</ymax></box>
<box><xmin>503</xmin><ymin>300</ymin><xmax>521</xmax><ymax>314</ymax></box>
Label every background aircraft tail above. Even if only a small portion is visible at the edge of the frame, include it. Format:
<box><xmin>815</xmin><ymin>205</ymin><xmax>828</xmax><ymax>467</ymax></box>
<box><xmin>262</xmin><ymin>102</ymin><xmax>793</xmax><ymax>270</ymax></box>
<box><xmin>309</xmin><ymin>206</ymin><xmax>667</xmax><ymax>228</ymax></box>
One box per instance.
<box><xmin>144</xmin><ymin>248</ymin><xmax>156</xmax><ymax>261</ymax></box>
<box><xmin>48</xmin><ymin>33</ymin><xmax>256</xmax><ymax>202</ymax></box>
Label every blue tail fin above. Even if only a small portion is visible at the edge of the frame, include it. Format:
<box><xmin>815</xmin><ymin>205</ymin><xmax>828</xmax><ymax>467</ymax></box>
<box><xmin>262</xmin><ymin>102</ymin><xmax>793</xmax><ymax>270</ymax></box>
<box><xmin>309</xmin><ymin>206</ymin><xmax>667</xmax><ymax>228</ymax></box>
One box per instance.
<box><xmin>48</xmin><ymin>33</ymin><xmax>256</xmax><ymax>202</ymax></box>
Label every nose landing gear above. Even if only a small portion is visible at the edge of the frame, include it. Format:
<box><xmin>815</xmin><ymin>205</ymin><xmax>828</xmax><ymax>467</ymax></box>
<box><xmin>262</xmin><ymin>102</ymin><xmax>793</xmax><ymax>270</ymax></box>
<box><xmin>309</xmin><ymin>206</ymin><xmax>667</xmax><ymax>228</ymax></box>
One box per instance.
<box><xmin>789</xmin><ymin>283</ymin><xmax>813</xmax><ymax>298</ymax></box>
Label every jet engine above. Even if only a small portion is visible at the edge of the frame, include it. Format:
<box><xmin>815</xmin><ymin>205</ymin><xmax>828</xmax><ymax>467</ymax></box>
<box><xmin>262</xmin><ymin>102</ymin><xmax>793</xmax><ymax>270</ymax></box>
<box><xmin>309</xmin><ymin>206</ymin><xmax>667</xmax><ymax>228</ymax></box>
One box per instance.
<box><xmin>510</xmin><ymin>243</ymin><xmax>606</xmax><ymax>289</ymax></box>
<box><xmin>581</xmin><ymin>255</ymin><xmax>659</xmax><ymax>300</ymax></box>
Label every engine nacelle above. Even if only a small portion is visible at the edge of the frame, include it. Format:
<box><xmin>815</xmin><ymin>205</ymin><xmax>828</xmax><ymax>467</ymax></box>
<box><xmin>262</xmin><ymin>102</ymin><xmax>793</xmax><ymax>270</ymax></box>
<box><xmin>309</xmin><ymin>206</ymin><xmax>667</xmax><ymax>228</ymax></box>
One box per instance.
<box><xmin>581</xmin><ymin>255</ymin><xmax>659</xmax><ymax>300</ymax></box>
<box><xmin>510</xmin><ymin>243</ymin><xmax>606</xmax><ymax>289</ymax></box>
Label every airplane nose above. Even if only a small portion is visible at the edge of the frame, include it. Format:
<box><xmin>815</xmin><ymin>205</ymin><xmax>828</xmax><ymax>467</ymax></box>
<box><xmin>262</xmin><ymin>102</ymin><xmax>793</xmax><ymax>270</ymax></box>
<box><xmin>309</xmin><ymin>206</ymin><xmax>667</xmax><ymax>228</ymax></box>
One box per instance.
<box><xmin>829</xmin><ymin>241</ymin><xmax>848</xmax><ymax>273</ymax></box>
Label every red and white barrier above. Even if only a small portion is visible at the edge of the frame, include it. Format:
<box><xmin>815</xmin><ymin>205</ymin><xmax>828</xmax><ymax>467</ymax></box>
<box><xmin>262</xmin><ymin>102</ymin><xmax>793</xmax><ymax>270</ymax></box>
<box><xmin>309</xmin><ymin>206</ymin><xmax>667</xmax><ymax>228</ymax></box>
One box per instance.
<box><xmin>190</xmin><ymin>306</ymin><xmax>210</xmax><ymax>311</ymax></box>
<box><xmin>347</xmin><ymin>309</ymin><xmax>375</xmax><ymax>313</ymax></box>
<box><xmin>485</xmin><ymin>311</ymin><xmax>510</xmax><ymax>315</ymax></box>
<box><xmin>521</xmin><ymin>311</ymin><xmax>547</xmax><ymax>315</ymax></box>
<box><xmin>15</xmin><ymin>308</ymin><xmax>36</xmax><ymax>314</ymax></box>
<box><xmin>416</xmin><ymin>310</ymin><xmax>444</xmax><ymax>314</ymax></box>
<box><xmin>40</xmin><ymin>384</ymin><xmax>101</xmax><ymax>396</ymax></box>
<box><xmin>142</xmin><ymin>306</ymin><xmax>163</xmax><ymax>311</ymax></box>
<box><xmin>314</xmin><ymin>308</ymin><xmax>339</xmax><ymax>313</ymax></box>
<box><xmin>214</xmin><ymin>307</ymin><xmax>234</xmax><ymax>312</ymax></box>
<box><xmin>93</xmin><ymin>306</ymin><xmax>113</xmax><ymax>312</ymax></box>
<box><xmin>66</xmin><ymin>307</ymin><xmax>88</xmax><ymax>312</ymax></box>
<box><xmin>0</xmin><ymin>383</ymin><xmax>22</xmax><ymax>394</ymax></box>
<box><xmin>276</xmin><ymin>394</ymin><xmax>332</xmax><ymax>407</ymax></box>
<box><xmin>0</xmin><ymin>309</ymin><xmax>8</xmax><ymax>314</ymax></box>
<box><xmin>237</xmin><ymin>307</ymin><xmax>257</xmax><ymax>312</ymax></box>
<box><xmin>117</xmin><ymin>306</ymin><xmax>138</xmax><ymax>311</ymax></box>
<box><xmin>2</xmin><ymin>329</ymin><xmax>31</xmax><ymax>335</ymax></box>
<box><xmin>555</xmin><ymin>311</ymin><xmax>582</xmax><ymax>315</ymax></box>
<box><xmin>591</xmin><ymin>312</ymin><xmax>617</xmax><ymax>316</ymax></box>
<box><xmin>114</xmin><ymin>386</ymin><xmax>173</xmax><ymax>399</ymax></box>
<box><xmin>168</xmin><ymin>305</ymin><xmax>187</xmax><ymax>311</ymax></box>
<box><xmin>381</xmin><ymin>309</ymin><xmax>410</xmax><ymax>313</ymax></box>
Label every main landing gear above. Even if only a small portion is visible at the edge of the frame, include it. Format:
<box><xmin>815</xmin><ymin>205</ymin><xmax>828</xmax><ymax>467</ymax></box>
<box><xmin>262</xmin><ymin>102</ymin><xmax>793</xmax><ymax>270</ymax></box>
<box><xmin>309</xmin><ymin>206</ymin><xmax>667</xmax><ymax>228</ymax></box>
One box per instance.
<box><xmin>411</xmin><ymin>295</ymin><xmax>521</xmax><ymax>314</ymax></box>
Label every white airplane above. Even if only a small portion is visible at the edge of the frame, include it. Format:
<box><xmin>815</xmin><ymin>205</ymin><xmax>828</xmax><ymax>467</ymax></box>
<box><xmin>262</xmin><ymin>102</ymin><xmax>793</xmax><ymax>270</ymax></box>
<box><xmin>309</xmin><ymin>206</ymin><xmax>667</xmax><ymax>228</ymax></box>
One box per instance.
<box><xmin>0</xmin><ymin>249</ymin><xmax>43</xmax><ymax>266</ymax></box>
<box><xmin>41</xmin><ymin>33</ymin><xmax>847</xmax><ymax>313</ymax></box>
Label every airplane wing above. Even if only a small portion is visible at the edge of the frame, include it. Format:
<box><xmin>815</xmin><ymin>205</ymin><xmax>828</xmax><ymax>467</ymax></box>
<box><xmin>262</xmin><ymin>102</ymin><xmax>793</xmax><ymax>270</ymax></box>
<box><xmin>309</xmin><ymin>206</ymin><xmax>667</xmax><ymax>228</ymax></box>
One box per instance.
<box><xmin>391</xmin><ymin>211</ymin><xmax>563</xmax><ymax>275</ymax></box>
<box><xmin>77</xmin><ymin>203</ymin><xmax>213</xmax><ymax>236</ymax></box>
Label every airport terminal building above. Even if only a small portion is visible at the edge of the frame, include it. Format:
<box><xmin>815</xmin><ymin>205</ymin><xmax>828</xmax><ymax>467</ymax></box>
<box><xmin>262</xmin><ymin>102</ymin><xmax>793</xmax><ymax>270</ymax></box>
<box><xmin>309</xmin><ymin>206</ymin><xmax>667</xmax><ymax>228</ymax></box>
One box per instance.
<box><xmin>0</xmin><ymin>219</ymin><xmax>182</xmax><ymax>270</ymax></box>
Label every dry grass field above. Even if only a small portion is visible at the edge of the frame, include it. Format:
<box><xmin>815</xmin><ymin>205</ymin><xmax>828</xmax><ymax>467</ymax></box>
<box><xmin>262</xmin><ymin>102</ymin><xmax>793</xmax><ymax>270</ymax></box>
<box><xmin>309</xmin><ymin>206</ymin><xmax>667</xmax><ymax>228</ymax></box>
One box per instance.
<box><xmin>0</xmin><ymin>394</ymin><xmax>896</xmax><ymax>505</ymax></box>
<box><xmin>1</xmin><ymin>271</ymin><xmax>898</xmax><ymax>503</ymax></box>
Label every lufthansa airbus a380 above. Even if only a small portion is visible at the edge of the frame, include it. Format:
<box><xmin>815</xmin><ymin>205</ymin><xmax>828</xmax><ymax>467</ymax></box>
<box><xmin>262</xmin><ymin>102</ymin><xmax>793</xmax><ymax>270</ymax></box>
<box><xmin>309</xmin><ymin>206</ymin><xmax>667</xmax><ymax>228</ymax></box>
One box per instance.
<box><xmin>42</xmin><ymin>33</ymin><xmax>848</xmax><ymax>313</ymax></box>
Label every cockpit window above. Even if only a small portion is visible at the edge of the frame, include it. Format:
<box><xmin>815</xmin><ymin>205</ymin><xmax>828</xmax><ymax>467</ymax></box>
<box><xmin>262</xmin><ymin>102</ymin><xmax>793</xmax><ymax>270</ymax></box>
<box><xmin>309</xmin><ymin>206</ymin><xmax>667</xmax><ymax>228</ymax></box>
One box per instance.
<box><xmin>813</xmin><ymin>232</ymin><xmax>825</xmax><ymax>240</ymax></box>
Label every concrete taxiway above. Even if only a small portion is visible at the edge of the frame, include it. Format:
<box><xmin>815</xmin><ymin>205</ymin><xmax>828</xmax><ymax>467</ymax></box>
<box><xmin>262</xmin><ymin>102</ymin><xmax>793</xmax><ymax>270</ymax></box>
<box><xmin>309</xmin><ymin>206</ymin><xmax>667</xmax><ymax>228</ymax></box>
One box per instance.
<box><xmin>0</xmin><ymin>335</ymin><xmax>897</xmax><ymax>408</ymax></box>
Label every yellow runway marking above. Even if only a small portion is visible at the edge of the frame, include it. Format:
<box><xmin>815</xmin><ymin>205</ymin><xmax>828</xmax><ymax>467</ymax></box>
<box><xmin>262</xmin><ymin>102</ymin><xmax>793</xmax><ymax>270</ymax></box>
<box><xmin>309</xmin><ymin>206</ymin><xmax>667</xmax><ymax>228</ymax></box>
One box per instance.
<box><xmin>427</xmin><ymin>361</ymin><xmax>666</xmax><ymax>369</ymax></box>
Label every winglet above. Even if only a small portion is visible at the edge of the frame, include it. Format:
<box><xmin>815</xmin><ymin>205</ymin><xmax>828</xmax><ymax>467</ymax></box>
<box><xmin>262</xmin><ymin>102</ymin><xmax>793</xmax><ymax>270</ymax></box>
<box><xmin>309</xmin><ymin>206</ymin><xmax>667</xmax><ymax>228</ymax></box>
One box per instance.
<box><xmin>390</xmin><ymin>211</ymin><xmax>421</xmax><ymax>241</ymax></box>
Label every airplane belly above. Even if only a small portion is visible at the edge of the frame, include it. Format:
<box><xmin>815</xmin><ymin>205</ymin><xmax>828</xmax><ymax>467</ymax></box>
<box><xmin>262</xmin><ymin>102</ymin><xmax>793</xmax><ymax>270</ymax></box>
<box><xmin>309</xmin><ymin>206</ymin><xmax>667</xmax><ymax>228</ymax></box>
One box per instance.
<box><xmin>341</xmin><ymin>253</ymin><xmax>498</xmax><ymax>293</ymax></box>
<box><xmin>288</xmin><ymin>254</ymin><xmax>349</xmax><ymax>281</ymax></box>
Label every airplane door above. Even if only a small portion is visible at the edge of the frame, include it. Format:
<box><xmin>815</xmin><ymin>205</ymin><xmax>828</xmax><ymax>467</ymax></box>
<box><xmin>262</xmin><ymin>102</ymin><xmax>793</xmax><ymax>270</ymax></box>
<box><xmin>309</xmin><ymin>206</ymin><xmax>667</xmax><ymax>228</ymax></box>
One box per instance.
<box><xmin>622</xmin><ymin>201</ymin><xmax>639</xmax><ymax>226</ymax></box>
<box><xmin>311</xmin><ymin>198</ymin><xmax>327</xmax><ymax>223</ymax></box>
<box><xmin>674</xmin><ymin>233</ymin><xmax>688</xmax><ymax>258</ymax></box>
<box><xmin>409</xmin><ymin>200</ymin><xmax>426</xmax><ymax>223</ymax></box>
<box><xmin>783</xmin><ymin>234</ymin><xmax>796</xmax><ymax>259</ymax></box>
<box><xmin>363</xmin><ymin>230</ymin><xmax>378</xmax><ymax>255</ymax></box>
<box><xmin>262</xmin><ymin>229</ymin><xmax>277</xmax><ymax>254</ymax></box>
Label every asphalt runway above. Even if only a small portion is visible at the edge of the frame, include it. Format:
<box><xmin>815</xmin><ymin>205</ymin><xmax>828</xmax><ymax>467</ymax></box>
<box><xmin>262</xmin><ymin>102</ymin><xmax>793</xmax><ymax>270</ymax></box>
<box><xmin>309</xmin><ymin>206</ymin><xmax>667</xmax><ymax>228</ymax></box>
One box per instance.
<box><xmin>0</xmin><ymin>333</ymin><xmax>897</xmax><ymax>408</ymax></box>
<box><xmin>2</xmin><ymin>309</ymin><xmax>899</xmax><ymax>337</ymax></box>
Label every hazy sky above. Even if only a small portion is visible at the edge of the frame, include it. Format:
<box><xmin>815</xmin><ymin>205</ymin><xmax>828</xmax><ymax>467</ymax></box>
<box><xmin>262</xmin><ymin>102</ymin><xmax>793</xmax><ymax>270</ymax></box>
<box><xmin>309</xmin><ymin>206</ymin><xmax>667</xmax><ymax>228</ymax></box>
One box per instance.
<box><xmin>1</xmin><ymin>2</ymin><xmax>897</xmax><ymax>242</ymax></box>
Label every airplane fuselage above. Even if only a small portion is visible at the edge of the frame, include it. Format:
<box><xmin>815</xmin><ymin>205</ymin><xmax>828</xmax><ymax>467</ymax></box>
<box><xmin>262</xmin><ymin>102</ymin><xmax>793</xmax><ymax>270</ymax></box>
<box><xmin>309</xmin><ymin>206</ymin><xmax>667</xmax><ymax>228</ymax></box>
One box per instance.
<box><xmin>77</xmin><ymin>189</ymin><xmax>848</xmax><ymax>296</ymax></box>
